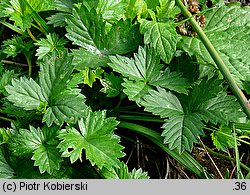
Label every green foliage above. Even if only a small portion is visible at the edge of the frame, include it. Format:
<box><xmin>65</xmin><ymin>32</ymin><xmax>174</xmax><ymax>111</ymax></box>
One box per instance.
<box><xmin>5</xmin><ymin>52</ymin><xmax>88</xmax><ymax>126</ymax></box>
<box><xmin>211</xmin><ymin>125</ymin><xmax>235</xmax><ymax>152</ymax></box>
<box><xmin>101</xmin><ymin>161</ymin><xmax>149</xmax><ymax>179</ymax></box>
<box><xmin>35</xmin><ymin>33</ymin><xmax>67</xmax><ymax>60</ymax></box>
<box><xmin>109</xmin><ymin>46</ymin><xmax>189</xmax><ymax>104</ymax></box>
<box><xmin>1</xmin><ymin>0</ymin><xmax>55</xmax><ymax>30</ymax></box>
<box><xmin>9</xmin><ymin>125</ymin><xmax>62</xmax><ymax>174</ymax></box>
<box><xmin>58</xmin><ymin>109</ymin><xmax>125</xmax><ymax>169</ymax></box>
<box><xmin>2</xmin><ymin>35</ymin><xmax>33</xmax><ymax>58</ymax></box>
<box><xmin>0</xmin><ymin>0</ymin><xmax>249</xmax><ymax>179</ymax></box>
<box><xmin>140</xmin><ymin>20</ymin><xmax>179</xmax><ymax>64</ymax></box>
<box><xmin>179</xmin><ymin>5</ymin><xmax>250</xmax><ymax>88</ymax></box>
<box><xmin>0</xmin><ymin>149</ymin><xmax>15</xmax><ymax>178</ymax></box>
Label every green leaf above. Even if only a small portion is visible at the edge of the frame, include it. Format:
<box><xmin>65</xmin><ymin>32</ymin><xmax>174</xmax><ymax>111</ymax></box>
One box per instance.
<box><xmin>9</xmin><ymin>126</ymin><xmax>44</xmax><ymax>156</ymax></box>
<box><xmin>39</xmin><ymin>52</ymin><xmax>88</xmax><ymax>126</ymax></box>
<box><xmin>65</xmin><ymin>4</ymin><xmax>105</xmax><ymax>55</ymax></box>
<box><xmin>211</xmin><ymin>125</ymin><xmax>235</xmax><ymax>152</ymax></box>
<box><xmin>2</xmin><ymin>35</ymin><xmax>33</xmax><ymax>58</ymax></box>
<box><xmin>5</xmin><ymin>77</ymin><xmax>47</xmax><ymax>110</ymax></box>
<box><xmin>32</xmin><ymin>145</ymin><xmax>62</xmax><ymax>174</ymax></box>
<box><xmin>109</xmin><ymin>46</ymin><xmax>161</xmax><ymax>81</ymax></box>
<box><xmin>82</xmin><ymin>67</ymin><xmax>104</xmax><ymax>87</ymax></box>
<box><xmin>9</xmin><ymin>125</ymin><xmax>62</xmax><ymax>174</ymax></box>
<box><xmin>180</xmin><ymin>5</ymin><xmax>250</xmax><ymax>87</ymax></box>
<box><xmin>141</xmin><ymin>87</ymin><xmax>184</xmax><ymax>118</ymax></box>
<box><xmin>0</xmin><ymin>149</ymin><xmax>15</xmax><ymax>178</ymax></box>
<box><xmin>149</xmin><ymin>68</ymin><xmax>189</xmax><ymax>94</ymax></box>
<box><xmin>35</xmin><ymin>33</ymin><xmax>67</xmax><ymax>60</ymax></box>
<box><xmin>0</xmin><ymin>70</ymin><xmax>18</xmax><ymax>96</ymax></box>
<box><xmin>96</xmin><ymin>0</ymin><xmax>128</xmax><ymax>22</ymax></box>
<box><xmin>3</xmin><ymin>0</ymin><xmax>55</xmax><ymax>30</ymax></box>
<box><xmin>105</xmin><ymin>19</ymin><xmax>143</xmax><ymax>54</ymax></box>
<box><xmin>71</xmin><ymin>48</ymin><xmax>110</xmax><ymax>70</ymax></box>
<box><xmin>162</xmin><ymin>114</ymin><xmax>204</xmax><ymax>153</ymax></box>
<box><xmin>109</xmin><ymin>46</ymin><xmax>189</xmax><ymax>94</ymax></box>
<box><xmin>140</xmin><ymin>20</ymin><xmax>178</xmax><ymax>63</ymax></box>
<box><xmin>100</xmin><ymin>72</ymin><xmax>123</xmax><ymax>97</ymax></box>
<box><xmin>43</xmin><ymin>90</ymin><xmax>87</xmax><ymax>127</ymax></box>
<box><xmin>101</xmin><ymin>161</ymin><xmax>149</xmax><ymax>179</ymax></box>
<box><xmin>58</xmin><ymin>109</ymin><xmax>125</xmax><ymax>169</ymax></box>
<box><xmin>6</xmin><ymin>52</ymin><xmax>88</xmax><ymax>127</ymax></box>
<box><xmin>123</xmin><ymin>80</ymin><xmax>151</xmax><ymax>105</ymax></box>
<box><xmin>140</xmin><ymin>87</ymin><xmax>206</xmax><ymax>153</ymax></box>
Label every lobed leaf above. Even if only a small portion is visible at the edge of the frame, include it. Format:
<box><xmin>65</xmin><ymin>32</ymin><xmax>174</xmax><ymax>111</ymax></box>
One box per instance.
<box><xmin>140</xmin><ymin>20</ymin><xmax>178</xmax><ymax>64</ymax></box>
<box><xmin>162</xmin><ymin>114</ymin><xmax>204</xmax><ymax>153</ymax></box>
<box><xmin>5</xmin><ymin>77</ymin><xmax>47</xmax><ymax>111</ymax></box>
<box><xmin>109</xmin><ymin>46</ymin><xmax>161</xmax><ymax>81</ymax></box>
<box><xmin>211</xmin><ymin>125</ymin><xmax>235</xmax><ymax>152</ymax></box>
<box><xmin>101</xmin><ymin>161</ymin><xmax>149</xmax><ymax>179</ymax></box>
<box><xmin>65</xmin><ymin>4</ymin><xmax>104</xmax><ymax>55</ymax></box>
<box><xmin>35</xmin><ymin>33</ymin><xmax>67</xmax><ymax>60</ymax></box>
<box><xmin>58</xmin><ymin>109</ymin><xmax>125</xmax><ymax>169</ymax></box>
<box><xmin>141</xmin><ymin>87</ymin><xmax>184</xmax><ymax>118</ymax></box>
<box><xmin>9</xmin><ymin>125</ymin><xmax>62</xmax><ymax>175</ymax></box>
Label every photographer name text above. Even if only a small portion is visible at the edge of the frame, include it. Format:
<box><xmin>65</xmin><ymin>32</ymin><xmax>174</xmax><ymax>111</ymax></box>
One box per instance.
<box><xmin>1</xmin><ymin>181</ymin><xmax>88</xmax><ymax>192</ymax></box>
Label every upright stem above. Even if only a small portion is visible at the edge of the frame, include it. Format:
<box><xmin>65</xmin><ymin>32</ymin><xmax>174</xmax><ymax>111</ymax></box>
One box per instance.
<box><xmin>176</xmin><ymin>0</ymin><xmax>250</xmax><ymax>119</ymax></box>
<box><xmin>25</xmin><ymin>55</ymin><xmax>32</xmax><ymax>78</ymax></box>
<box><xmin>27</xmin><ymin>28</ymin><xmax>37</xmax><ymax>42</ymax></box>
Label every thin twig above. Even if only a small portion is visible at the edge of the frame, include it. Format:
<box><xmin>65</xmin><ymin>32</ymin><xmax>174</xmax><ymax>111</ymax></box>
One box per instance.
<box><xmin>199</xmin><ymin>138</ymin><xmax>224</xmax><ymax>179</ymax></box>
<box><xmin>125</xmin><ymin>146</ymin><xmax>134</xmax><ymax>165</ymax></box>
<box><xmin>0</xmin><ymin>115</ymin><xmax>13</xmax><ymax>122</ymax></box>
<box><xmin>165</xmin><ymin>157</ymin><xmax>171</xmax><ymax>179</ymax></box>
<box><xmin>1</xmin><ymin>60</ymin><xmax>36</xmax><ymax>68</ymax></box>
<box><xmin>136</xmin><ymin>136</ymin><xmax>140</xmax><ymax>168</ymax></box>
<box><xmin>230</xmin><ymin>153</ymin><xmax>245</xmax><ymax>179</ymax></box>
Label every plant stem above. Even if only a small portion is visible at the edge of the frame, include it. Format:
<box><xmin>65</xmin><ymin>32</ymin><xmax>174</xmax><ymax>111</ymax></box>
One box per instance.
<box><xmin>233</xmin><ymin>124</ymin><xmax>244</xmax><ymax>178</ymax></box>
<box><xmin>25</xmin><ymin>55</ymin><xmax>32</xmax><ymax>77</ymax></box>
<box><xmin>175</xmin><ymin>0</ymin><xmax>250</xmax><ymax>119</ymax></box>
<box><xmin>205</xmin><ymin>146</ymin><xmax>250</xmax><ymax>173</ymax></box>
<box><xmin>200</xmin><ymin>138</ymin><xmax>224</xmax><ymax>178</ymax></box>
<box><xmin>22</xmin><ymin>0</ymin><xmax>51</xmax><ymax>34</ymax></box>
<box><xmin>27</xmin><ymin>28</ymin><xmax>37</xmax><ymax>42</ymax></box>
<box><xmin>1</xmin><ymin>60</ymin><xmax>35</xmax><ymax>67</ymax></box>
<box><xmin>0</xmin><ymin>116</ymin><xmax>13</xmax><ymax>122</ymax></box>
<box><xmin>0</xmin><ymin>20</ymin><xmax>24</xmax><ymax>34</ymax></box>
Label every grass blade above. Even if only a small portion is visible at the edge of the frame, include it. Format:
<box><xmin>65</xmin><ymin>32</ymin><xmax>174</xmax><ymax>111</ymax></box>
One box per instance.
<box><xmin>118</xmin><ymin>121</ymin><xmax>212</xmax><ymax>178</ymax></box>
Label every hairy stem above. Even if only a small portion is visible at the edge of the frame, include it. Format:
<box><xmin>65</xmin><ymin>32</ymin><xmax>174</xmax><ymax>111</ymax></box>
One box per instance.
<box><xmin>176</xmin><ymin>0</ymin><xmax>250</xmax><ymax>119</ymax></box>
